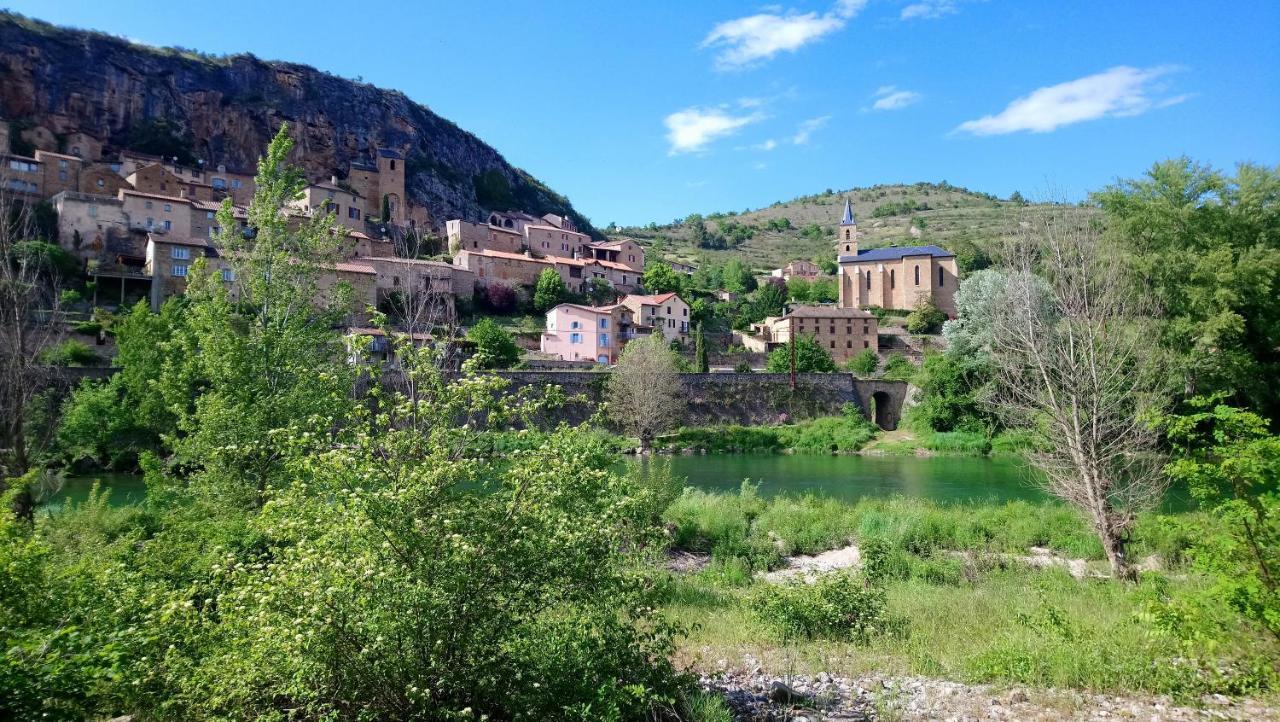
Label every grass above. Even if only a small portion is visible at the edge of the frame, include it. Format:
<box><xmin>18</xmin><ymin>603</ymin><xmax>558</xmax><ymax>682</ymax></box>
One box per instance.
<box><xmin>863</xmin><ymin>428</ymin><xmax>1033</xmax><ymax>457</ymax></box>
<box><xmin>658</xmin><ymin>488</ymin><xmax>1277</xmax><ymax>699</ymax></box>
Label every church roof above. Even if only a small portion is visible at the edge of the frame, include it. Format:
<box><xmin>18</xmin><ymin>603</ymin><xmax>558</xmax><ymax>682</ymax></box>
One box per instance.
<box><xmin>838</xmin><ymin>244</ymin><xmax>955</xmax><ymax>263</ymax></box>
<box><xmin>841</xmin><ymin>197</ymin><xmax>855</xmax><ymax>225</ymax></box>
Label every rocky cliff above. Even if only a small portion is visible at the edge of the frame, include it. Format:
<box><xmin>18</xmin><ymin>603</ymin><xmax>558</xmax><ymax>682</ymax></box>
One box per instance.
<box><xmin>0</xmin><ymin>12</ymin><xmax>595</xmax><ymax>234</ymax></box>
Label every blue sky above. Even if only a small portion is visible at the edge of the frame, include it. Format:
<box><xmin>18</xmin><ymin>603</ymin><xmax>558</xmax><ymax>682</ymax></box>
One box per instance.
<box><xmin>9</xmin><ymin>1</ymin><xmax>1279</xmax><ymax>226</ymax></box>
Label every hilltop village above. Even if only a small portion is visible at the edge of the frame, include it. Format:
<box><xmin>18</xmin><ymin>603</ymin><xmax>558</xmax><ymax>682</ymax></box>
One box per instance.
<box><xmin>2</xmin><ymin>121</ymin><xmax>958</xmax><ymax>369</ymax></box>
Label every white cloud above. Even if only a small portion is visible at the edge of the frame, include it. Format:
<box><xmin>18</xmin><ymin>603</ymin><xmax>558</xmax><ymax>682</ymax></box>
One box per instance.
<box><xmin>871</xmin><ymin>85</ymin><xmax>922</xmax><ymax>110</ymax></box>
<box><xmin>664</xmin><ymin>104</ymin><xmax>765</xmax><ymax>155</ymax></box>
<box><xmin>955</xmin><ymin>65</ymin><xmax>1186</xmax><ymax>135</ymax></box>
<box><xmin>792</xmin><ymin>115</ymin><xmax>832</xmax><ymax>145</ymax></box>
<box><xmin>703</xmin><ymin>0</ymin><xmax>867</xmax><ymax>70</ymax></box>
<box><xmin>753</xmin><ymin>162</ymin><xmax>769</xmax><ymax>171</ymax></box>
<box><xmin>900</xmin><ymin>0</ymin><xmax>957</xmax><ymax>20</ymax></box>
<box><xmin>755</xmin><ymin>139</ymin><xmax>779</xmax><ymax>151</ymax></box>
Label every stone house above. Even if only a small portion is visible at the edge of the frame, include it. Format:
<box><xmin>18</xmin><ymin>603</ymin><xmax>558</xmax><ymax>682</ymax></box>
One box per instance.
<box><xmin>62</xmin><ymin>132</ymin><xmax>102</xmax><ymax>161</ymax></box>
<box><xmin>120</xmin><ymin>189</ymin><xmax>194</xmax><ymax>236</ymax></box>
<box><xmin>51</xmin><ymin>191</ymin><xmax>130</xmax><ymax>262</ymax></box>
<box><xmin>581</xmin><ymin>238</ymin><xmax>645</xmax><ymax>272</ymax></box>
<box><xmin>289</xmin><ymin>179</ymin><xmax>365</xmax><ymax>231</ymax></box>
<box><xmin>540</xmin><ymin>302</ymin><xmax>635</xmax><ymax>364</ymax></box>
<box><xmin>619</xmin><ymin>292</ymin><xmax>690</xmax><ymax>341</ymax></box>
<box><xmin>446</xmin><ymin>218</ymin><xmax>525</xmax><ymax>255</ymax></box>
<box><xmin>743</xmin><ymin>305</ymin><xmax>878</xmax><ymax>365</ymax></box>
<box><xmin>833</xmin><ymin>198</ymin><xmax>958</xmax><ymax>317</ymax></box>
<box><xmin>771</xmin><ymin>259</ymin><xmax>821</xmax><ymax>280</ymax></box>
<box><xmin>362</xmin><ymin>255</ymin><xmax>475</xmax><ymax>317</ymax></box>
<box><xmin>3</xmin><ymin>153</ymin><xmax>44</xmax><ymax>197</ymax></box>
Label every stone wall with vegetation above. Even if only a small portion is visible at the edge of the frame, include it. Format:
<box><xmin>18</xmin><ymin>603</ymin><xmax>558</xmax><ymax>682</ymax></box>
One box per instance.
<box><xmin>491</xmin><ymin>371</ymin><xmax>907</xmax><ymax>428</ymax></box>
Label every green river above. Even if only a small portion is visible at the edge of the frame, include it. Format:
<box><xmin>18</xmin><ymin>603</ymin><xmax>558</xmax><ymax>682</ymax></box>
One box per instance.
<box><xmin>45</xmin><ymin>455</ymin><xmax>1194</xmax><ymax>512</ymax></box>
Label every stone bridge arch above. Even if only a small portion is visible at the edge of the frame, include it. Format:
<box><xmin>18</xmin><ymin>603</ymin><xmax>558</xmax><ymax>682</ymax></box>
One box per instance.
<box><xmin>850</xmin><ymin>379</ymin><xmax>907</xmax><ymax>431</ymax></box>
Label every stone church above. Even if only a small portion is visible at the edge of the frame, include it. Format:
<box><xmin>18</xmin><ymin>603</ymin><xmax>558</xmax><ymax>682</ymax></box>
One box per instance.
<box><xmin>834</xmin><ymin>198</ymin><xmax>959</xmax><ymax>317</ymax></box>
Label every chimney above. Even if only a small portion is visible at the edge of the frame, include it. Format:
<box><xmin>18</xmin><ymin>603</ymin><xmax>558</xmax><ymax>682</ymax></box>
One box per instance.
<box><xmin>331</xmin><ymin>175</ymin><xmax>339</xmax><ymax>185</ymax></box>
<box><xmin>217</xmin><ymin>164</ymin><xmax>226</xmax><ymax>173</ymax></box>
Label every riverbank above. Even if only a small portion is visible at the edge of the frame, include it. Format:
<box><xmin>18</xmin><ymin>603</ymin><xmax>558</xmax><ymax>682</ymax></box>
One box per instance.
<box><xmin>651</xmin><ymin>414</ymin><xmax>1033</xmax><ymax>458</ymax></box>
<box><xmin>659</xmin><ymin>487</ymin><xmax>1278</xmax><ymax>709</ymax></box>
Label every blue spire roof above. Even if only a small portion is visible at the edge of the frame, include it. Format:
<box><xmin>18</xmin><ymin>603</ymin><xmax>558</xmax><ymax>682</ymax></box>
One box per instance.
<box><xmin>841</xmin><ymin>197</ymin><xmax>855</xmax><ymax>225</ymax></box>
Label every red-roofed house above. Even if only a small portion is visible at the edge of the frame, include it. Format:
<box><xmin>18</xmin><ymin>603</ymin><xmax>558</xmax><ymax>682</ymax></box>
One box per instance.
<box><xmin>540</xmin><ymin>302</ymin><xmax>636</xmax><ymax>364</ymax></box>
<box><xmin>619</xmin><ymin>293</ymin><xmax>690</xmax><ymax>341</ymax></box>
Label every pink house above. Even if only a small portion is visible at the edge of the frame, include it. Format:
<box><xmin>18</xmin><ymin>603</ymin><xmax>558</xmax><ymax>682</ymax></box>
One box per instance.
<box><xmin>540</xmin><ymin>303</ymin><xmax>635</xmax><ymax>364</ymax></box>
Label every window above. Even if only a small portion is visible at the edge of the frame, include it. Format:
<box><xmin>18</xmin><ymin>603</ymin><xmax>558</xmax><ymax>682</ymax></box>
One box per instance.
<box><xmin>58</xmin><ymin>170</ymin><xmax>68</xmax><ymax>181</ymax></box>
<box><xmin>171</xmin><ymin>264</ymin><xmax>188</xmax><ymax>277</ymax></box>
<box><xmin>231</xmin><ymin>179</ymin><xmax>242</xmax><ymax>189</ymax></box>
<box><xmin>864</xmin><ymin>340</ymin><xmax>870</xmax><ymax>348</ymax></box>
<box><xmin>207</xmin><ymin>211</ymin><xmax>215</xmax><ymax>219</ymax></box>
<box><xmin>163</xmin><ymin>220</ymin><xmax>172</xmax><ymax>231</ymax></box>
<box><xmin>570</xmin><ymin>332</ymin><xmax>582</xmax><ymax>344</ymax></box>
<box><xmin>171</xmin><ymin>247</ymin><xmax>190</xmax><ymax>260</ymax></box>
<box><xmin>146</xmin><ymin>217</ymin><xmax>154</xmax><ymax>228</ymax></box>
<box><xmin>599</xmin><ymin>333</ymin><xmax>610</xmax><ymax>347</ymax></box>
<box><xmin>145</xmin><ymin>200</ymin><xmax>153</xmax><ymax>209</ymax></box>
<box><xmin>666</xmin><ymin>307</ymin><xmax>671</xmax><ymax>315</ymax></box>
<box><xmin>683</xmin><ymin>308</ymin><xmax>688</xmax><ymax>316</ymax></box>
<box><xmin>914</xmin><ymin>265</ymin><xmax>920</xmax><ymax>285</ymax></box>
<box><xmin>865</xmin><ymin>270</ymin><xmax>871</xmax><ymax>288</ymax></box>
<box><xmin>570</xmin><ymin>321</ymin><xmax>581</xmax><ymax>329</ymax></box>
<box><xmin>221</xmin><ymin>268</ymin><xmax>235</xmax><ymax>282</ymax></box>
<box><xmin>890</xmin><ymin>269</ymin><xmax>895</xmax><ymax>289</ymax></box>
<box><xmin>71</xmin><ymin>146</ymin><xmax>80</xmax><ymax>156</ymax></box>
<box><xmin>8</xmin><ymin>160</ymin><xmax>36</xmax><ymax>172</ymax></box>
<box><xmin>96</xmin><ymin>178</ymin><xmax>105</xmax><ymax>188</ymax></box>
<box><xmin>938</xmin><ymin>266</ymin><xmax>944</xmax><ymax>286</ymax></box>
<box><xmin>389</xmin><ymin>160</ymin><xmax>396</xmax><ymax>171</ymax></box>
<box><xmin>164</xmin><ymin>203</ymin><xmax>172</xmax><ymax>212</ymax></box>
<box><xmin>88</xmin><ymin>205</ymin><xmax>97</xmax><ymax>218</ymax></box>
<box><xmin>830</xmin><ymin>340</ymin><xmax>835</xmax><ymax>349</ymax></box>
<box><xmin>212</xmin><ymin>178</ymin><xmax>226</xmax><ymax>190</ymax></box>
<box><xmin>628</xmin><ymin>254</ymin><xmax>635</xmax><ymax>262</ymax></box>
<box><xmin>846</xmin><ymin>340</ymin><xmax>852</xmax><ymax>348</ymax></box>
<box><xmin>599</xmin><ymin>318</ymin><xmax>609</xmax><ymax>329</ymax></box>
<box><xmin>348</xmin><ymin>207</ymin><xmax>360</xmax><ymax>220</ymax></box>
<box><xmin>845</xmin><ymin>229</ymin><xmax>850</xmax><ymax>239</ymax></box>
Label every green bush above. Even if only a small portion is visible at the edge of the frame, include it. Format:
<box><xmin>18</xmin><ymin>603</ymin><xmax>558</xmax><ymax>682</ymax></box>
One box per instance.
<box><xmin>905</xmin><ymin>296</ymin><xmax>946</xmax><ymax>335</ymax></box>
<box><xmin>39</xmin><ymin>340</ymin><xmax>101</xmax><ymax>367</ymax></box>
<box><xmin>846</xmin><ymin>347</ymin><xmax>879</xmax><ymax>375</ymax></box>
<box><xmin>750</xmin><ymin>571</ymin><xmax>896</xmax><ymax>641</ymax></box>
<box><xmin>72</xmin><ymin>321</ymin><xmax>102</xmax><ymax>336</ymax></box>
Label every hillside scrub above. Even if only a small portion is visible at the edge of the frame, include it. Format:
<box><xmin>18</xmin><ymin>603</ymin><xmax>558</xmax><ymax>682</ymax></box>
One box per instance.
<box><xmin>657</xmin><ymin>411</ymin><xmax>878</xmax><ymax>455</ymax></box>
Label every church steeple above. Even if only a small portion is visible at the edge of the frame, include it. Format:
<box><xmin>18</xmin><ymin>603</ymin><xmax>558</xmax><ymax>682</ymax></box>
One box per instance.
<box><xmin>837</xmin><ymin>197</ymin><xmax>858</xmax><ymax>256</ymax></box>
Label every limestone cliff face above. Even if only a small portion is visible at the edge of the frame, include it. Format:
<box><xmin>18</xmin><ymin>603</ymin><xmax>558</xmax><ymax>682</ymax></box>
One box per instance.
<box><xmin>0</xmin><ymin>13</ymin><xmax>595</xmax><ymax>234</ymax></box>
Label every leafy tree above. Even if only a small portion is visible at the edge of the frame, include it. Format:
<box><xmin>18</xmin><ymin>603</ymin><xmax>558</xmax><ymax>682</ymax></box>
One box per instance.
<box><xmin>1154</xmin><ymin>396</ymin><xmax>1280</xmax><ymax>641</ymax></box>
<box><xmin>722</xmin><ymin>258</ymin><xmax>755</xmax><ymax>293</ymax></box>
<box><xmin>685</xmin><ymin>213</ymin><xmax>708</xmax><ymax>248</ymax></box>
<box><xmin>810</xmin><ymin>278</ymin><xmax>837</xmax><ymax>303</ymax></box>
<box><xmin>766</xmin><ymin>335</ymin><xmax>836</xmax><ymax>373</ymax></box>
<box><xmin>786</xmin><ymin>277</ymin><xmax>813</xmax><ymax>302</ymax></box>
<box><xmin>1094</xmin><ymin>159</ymin><xmax>1280</xmax><ymax>422</ymax></box>
<box><xmin>753</xmin><ymin>278</ymin><xmax>787</xmax><ymax>319</ymax></box>
<box><xmin>11</xmin><ymin>241</ymin><xmax>78</xmax><ymax>282</ymax></box>
<box><xmin>126</xmin><ymin>117</ymin><xmax>197</xmax><ymax>165</ymax></box>
<box><xmin>642</xmin><ymin>262</ymin><xmax>683</xmax><ymax>295</ymax></box>
<box><xmin>533</xmin><ymin>267</ymin><xmax>567</xmax><ymax>312</ymax></box>
<box><xmin>607</xmin><ymin>333</ymin><xmax>685</xmax><ymax>450</ymax></box>
<box><xmin>816</xmin><ymin>258</ymin><xmax>837</xmax><ymax>275</ymax></box>
<box><xmin>467</xmin><ymin>317</ymin><xmax>521</xmax><ymax>369</ymax></box>
<box><xmin>585</xmin><ymin>276</ymin><xmax>615</xmax><ymax>305</ymax></box>
<box><xmin>905</xmin><ymin>295</ymin><xmax>946</xmax><ymax>334</ymax></box>
<box><xmin>909</xmin><ymin>351</ymin><xmax>995</xmax><ymax>433</ymax></box>
<box><xmin>1009</xmin><ymin>190</ymin><xmax>1027</xmax><ymax>205</ymax></box>
<box><xmin>694</xmin><ymin>323</ymin><xmax>709</xmax><ymax>373</ymax></box>
<box><xmin>846</xmin><ymin>347</ymin><xmax>879</xmax><ymax>375</ymax></box>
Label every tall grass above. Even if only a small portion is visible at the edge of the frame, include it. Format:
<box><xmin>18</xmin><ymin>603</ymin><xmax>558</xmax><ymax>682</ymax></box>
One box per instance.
<box><xmin>662</xmin><ymin>488</ymin><xmax>1203</xmax><ymax>570</ymax></box>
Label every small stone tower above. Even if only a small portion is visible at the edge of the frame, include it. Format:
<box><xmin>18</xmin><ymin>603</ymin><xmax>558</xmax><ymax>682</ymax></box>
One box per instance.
<box><xmin>837</xmin><ymin>197</ymin><xmax>858</xmax><ymax>256</ymax></box>
<box><xmin>376</xmin><ymin>148</ymin><xmax>405</xmax><ymax>223</ymax></box>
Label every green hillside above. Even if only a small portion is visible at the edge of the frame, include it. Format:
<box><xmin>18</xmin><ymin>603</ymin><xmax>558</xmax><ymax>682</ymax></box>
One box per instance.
<box><xmin>613</xmin><ymin>182</ymin><xmax>1066</xmax><ymax>273</ymax></box>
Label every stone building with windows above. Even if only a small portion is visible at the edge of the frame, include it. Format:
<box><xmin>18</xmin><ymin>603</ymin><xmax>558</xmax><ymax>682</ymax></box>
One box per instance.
<box><xmin>742</xmin><ymin>305</ymin><xmax>879</xmax><ymax>365</ymax></box>
<box><xmin>833</xmin><ymin>198</ymin><xmax>958</xmax><ymax>317</ymax></box>
<box><xmin>619</xmin><ymin>292</ymin><xmax>690</xmax><ymax>341</ymax></box>
<box><xmin>539</xmin><ymin>302</ymin><xmax>636</xmax><ymax>364</ymax></box>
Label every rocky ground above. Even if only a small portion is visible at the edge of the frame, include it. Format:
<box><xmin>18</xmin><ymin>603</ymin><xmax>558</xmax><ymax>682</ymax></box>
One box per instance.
<box><xmin>699</xmin><ymin>661</ymin><xmax>1279</xmax><ymax>721</ymax></box>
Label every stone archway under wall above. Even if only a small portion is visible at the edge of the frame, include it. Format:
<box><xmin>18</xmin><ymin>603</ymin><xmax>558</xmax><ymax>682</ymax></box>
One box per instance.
<box><xmin>849</xmin><ymin>379</ymin><xmax>907</xmax><ymax>431</ymax></box>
